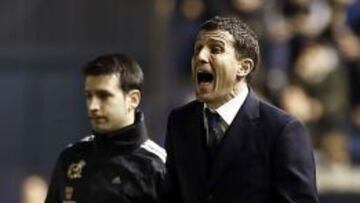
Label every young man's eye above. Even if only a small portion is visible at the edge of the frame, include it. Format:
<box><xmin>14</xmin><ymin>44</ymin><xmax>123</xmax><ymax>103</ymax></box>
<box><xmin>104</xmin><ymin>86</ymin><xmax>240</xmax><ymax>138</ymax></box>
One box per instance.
<box><xmin>98</xmin><ymin>93</ymin><xmax>110</xmax><ymax>100</ymax></box>
<box><xmin>85</xmin><ymin>93</ymin><xmax>92</xmax><ymax>100</ymax></box>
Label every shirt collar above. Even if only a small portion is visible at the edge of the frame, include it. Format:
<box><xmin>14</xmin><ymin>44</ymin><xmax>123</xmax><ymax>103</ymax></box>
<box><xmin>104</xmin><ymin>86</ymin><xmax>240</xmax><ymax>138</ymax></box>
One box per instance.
<box><xmin>205</xmin><ymin>86</ymin><xmax>248</xmax><ymax>125</ymax></box>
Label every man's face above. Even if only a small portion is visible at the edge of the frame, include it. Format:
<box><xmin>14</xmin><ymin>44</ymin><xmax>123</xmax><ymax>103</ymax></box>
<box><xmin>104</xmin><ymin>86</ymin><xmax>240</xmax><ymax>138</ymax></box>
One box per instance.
<box><xmin>191</xmin><ymin>29</ymin><xmax>241</xmax><ymax>107</ymax></box>
<box><xmin>85</xmin><ymin>74</ymin><xmax>135</xmax><ymax>133</ymax></box>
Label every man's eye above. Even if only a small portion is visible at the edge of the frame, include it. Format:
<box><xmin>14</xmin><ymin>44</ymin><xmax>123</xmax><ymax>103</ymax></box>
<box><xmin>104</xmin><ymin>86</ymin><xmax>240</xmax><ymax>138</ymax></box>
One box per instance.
<box><xmin>85</xmin><ymin>93</ymin><xmax>91</xmax><ymax>99</ymax></box>
<box><xmin>98</xmin><ymin>93</ymin><xmax>110</xmax><ymax>100</ymax></box>
<box><xmin>211</xmin><ymin>46</ymin><xmax>223</xmax><ymax>54</ymax></box>
<box><xmin>194</xmin><ymin>46</ymin><xmax>201</xmax><ymax>54</ymax></box>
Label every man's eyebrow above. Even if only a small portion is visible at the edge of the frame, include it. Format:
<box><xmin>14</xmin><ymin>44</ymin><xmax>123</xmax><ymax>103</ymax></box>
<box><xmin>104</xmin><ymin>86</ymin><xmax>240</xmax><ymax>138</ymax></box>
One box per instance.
<box><xmin>95</xmin><ymin>89</ymin><xmax>113</xmax><ymax>94</ymax></box>
<box><xmin>195</xmin><ymin>37</ymin><xmax>225</xmax><ymax>45</ymax></box>
<box><xmin>85</xmin><ymin>89</ymin><xmax>113</xmax><ymax>95</ymax></box>
<box><xmin>208</xmin><ymin>39</ymin><xmax>225</xmax><ymax>46</ymax></box>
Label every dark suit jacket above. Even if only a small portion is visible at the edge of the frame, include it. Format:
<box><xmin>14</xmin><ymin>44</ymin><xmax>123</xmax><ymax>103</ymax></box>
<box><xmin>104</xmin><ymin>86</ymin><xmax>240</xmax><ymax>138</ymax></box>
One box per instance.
<box><xmin>162</xmin><ymin>90</ymin><xmax>319</xmax><ymax>203</ymax></box>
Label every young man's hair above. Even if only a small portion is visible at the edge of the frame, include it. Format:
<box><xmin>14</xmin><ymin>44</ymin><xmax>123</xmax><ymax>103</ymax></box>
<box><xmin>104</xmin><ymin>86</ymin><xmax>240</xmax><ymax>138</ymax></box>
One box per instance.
<box><xmin>83</xmin><ymin>53</ymin><xmax>144</xmax><ymax>93</ymax></box>
<box><xmin>199</xmin><ymin>16</ymin><xmax>260</xmax><ymax>81</ymax></box>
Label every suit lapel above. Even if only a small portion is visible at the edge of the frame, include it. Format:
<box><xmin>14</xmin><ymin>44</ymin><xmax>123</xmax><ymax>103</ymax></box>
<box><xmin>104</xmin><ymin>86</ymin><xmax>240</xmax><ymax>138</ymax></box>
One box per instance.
<box><xmin>209</xmin><ymin>90</ymin><xmax>260</xmax><ymax>185</ymax></box>
<box><xmin>184</xmin><ymin>101</ymin><xmax>208</xmax><ymax>189</ymax></box>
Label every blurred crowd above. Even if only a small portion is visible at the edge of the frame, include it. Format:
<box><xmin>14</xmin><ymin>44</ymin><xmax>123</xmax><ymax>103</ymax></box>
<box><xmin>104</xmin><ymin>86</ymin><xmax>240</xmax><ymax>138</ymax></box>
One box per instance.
<box><xmin>169</xmin><ymin>0</ymin><xmax>360</xmax><ymax>194</ymax></box>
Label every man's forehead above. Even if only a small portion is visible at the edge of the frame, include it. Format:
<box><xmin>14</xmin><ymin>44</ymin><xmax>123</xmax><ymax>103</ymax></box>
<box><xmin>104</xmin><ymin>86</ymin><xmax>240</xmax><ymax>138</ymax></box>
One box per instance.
<box><xmin>85</xmin><ymin>74</ymin><xmax>119</xmax><ymax>82</ymax></box>
<box><xmin>195</xmin><ymin>29</ymin><xmax>235</xmax><ymax>43</ymax></box>
<box><xmin>85</xmin><ymin>74</ymin><xmax>120</xmax><ymax>88</ymax></box>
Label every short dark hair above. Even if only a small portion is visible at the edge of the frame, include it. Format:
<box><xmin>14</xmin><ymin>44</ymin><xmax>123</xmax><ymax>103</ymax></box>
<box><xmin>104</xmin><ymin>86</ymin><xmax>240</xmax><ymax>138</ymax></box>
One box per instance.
<box><xmin>199</xmin><ymin>16</ymin><xmax>260</xmax><ymax>81</ymax></box>
<box><xmin>83</xmin><ymin>53</ymin><xmax>144</xmax><ymax>93</ymax></box>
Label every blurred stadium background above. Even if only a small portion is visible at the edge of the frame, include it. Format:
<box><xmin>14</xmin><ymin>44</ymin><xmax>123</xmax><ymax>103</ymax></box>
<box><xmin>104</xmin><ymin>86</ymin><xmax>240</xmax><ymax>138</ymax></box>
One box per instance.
<box><xmin>0</xmin><ymin>0</ymin><xmax>359</xmax><ymax>202</ymax></box>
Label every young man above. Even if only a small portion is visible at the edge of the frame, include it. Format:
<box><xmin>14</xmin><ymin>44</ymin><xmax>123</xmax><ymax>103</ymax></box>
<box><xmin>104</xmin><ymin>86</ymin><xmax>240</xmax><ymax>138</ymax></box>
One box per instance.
<box><xmin>162</xmin><ymin>16</ymin><xmax>319</xmax><ymax>203</ymax></box>
<box><xmin>45</xmin><ymin>54</ymin><xmax>166</xmax><ymax>203</ymax></box>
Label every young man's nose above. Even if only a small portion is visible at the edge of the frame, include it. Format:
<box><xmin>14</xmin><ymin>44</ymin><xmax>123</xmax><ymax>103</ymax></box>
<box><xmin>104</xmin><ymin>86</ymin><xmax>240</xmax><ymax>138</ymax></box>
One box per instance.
<box><xmin>88</xmin><ymin>98</ymin><xmax>100</xmax><ymax>111</ymax></box>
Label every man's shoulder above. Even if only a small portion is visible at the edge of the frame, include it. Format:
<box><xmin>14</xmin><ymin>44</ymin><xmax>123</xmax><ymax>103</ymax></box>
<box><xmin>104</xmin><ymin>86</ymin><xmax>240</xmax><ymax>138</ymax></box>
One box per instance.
<box><xmin>136</xmin><ymin>139</ymin><xmax>166</xmax><ymax>174</ymax></box>
<box><xmin>138</xmin><ymin>139</ymin><xmax>166</xmax><ymax>164</ymax></box>
<box><xmin>259</xmin><ymin>100</ymin><xmax>290</xmax><ymax>117</ymax></box>
<box><xmin>170</xmin><ymin>100</ymin><xmax>201</xmax><ymax>118</ymax></box>
<box><xmin>60</xmin><ymin>135</ymin><xmax>95</xmax><ymax>157</ymax></box>
<box><xmin>257</xmin><ymin>99</ymin><xmax>301</xmax><ymax>127</ymax></box>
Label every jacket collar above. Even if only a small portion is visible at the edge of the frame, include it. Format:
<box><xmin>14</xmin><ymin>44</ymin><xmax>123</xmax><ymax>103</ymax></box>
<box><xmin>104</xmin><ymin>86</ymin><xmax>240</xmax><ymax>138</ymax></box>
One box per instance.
<box><xmin>241</xmin><ymin>89</ymin><xmax>260</xmax><ymax>121</ymax></box>
<box><xmin>93</xmin><ymin>111</ymin><xmax>148</xmax><ymax>155</ymax></box>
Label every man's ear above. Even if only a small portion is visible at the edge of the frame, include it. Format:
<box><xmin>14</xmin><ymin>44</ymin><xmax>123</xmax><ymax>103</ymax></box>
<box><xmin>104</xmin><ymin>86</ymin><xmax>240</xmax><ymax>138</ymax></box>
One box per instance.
<box><xmin>126</xmin><ymin>89</ymin><xmax>141</xmax><ymax>111</ymax></box>
<box><xmin>236</xmin><ymin>58</ymin><xmax>254</xmax><ymax>78</ymax></box>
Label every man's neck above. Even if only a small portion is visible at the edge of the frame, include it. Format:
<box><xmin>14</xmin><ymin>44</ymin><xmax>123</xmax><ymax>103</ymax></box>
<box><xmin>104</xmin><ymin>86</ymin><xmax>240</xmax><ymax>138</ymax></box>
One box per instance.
<box><xmin>206</xmin><ymin>81</ymin><xmax>248</xmax><ymax>109</ymax></box>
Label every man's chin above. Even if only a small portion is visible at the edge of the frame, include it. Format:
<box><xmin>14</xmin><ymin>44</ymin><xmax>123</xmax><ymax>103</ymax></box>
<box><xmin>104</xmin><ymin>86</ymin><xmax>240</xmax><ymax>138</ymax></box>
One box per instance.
<box><xmin>91</xmin><ymin>124</ymin><xmax>110</xmax><ymax>134</ymax></box>
<box><xmin>196</xmin><ymin>92</ymin><xmax>224</xmax><ymax>108</ymax></box>
<box><xmin>196</xmin><ymin>92</ymin><xmax>213</xmax><ymax>103</ymax></box>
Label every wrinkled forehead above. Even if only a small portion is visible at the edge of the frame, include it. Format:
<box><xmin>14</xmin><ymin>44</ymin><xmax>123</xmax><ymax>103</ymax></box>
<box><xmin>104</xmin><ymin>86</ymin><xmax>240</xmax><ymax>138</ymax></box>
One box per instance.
<box><xmin>194</xmin><ymin>29</ymin><xmax>236</xmax><ymax>45</ymax></box>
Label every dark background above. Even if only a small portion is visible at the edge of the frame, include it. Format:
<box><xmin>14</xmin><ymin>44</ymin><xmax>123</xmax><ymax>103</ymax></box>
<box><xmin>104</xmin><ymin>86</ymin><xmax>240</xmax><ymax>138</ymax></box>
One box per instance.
<box><xmin>1</xmin><ymin>0</ymin><xmax>360</xmax><ymax>202</ymax></box>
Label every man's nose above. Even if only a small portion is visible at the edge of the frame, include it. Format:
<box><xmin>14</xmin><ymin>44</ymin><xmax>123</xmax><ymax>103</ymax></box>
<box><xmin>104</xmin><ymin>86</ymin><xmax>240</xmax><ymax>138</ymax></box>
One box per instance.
<box><xmin>88</xmin><ymin>98</ymin><xmax>100</xmax><ymax>112</ymax></box>
<box><xmin>195</xmin><ymin>47</ymin><xmax>210</xmax><ymax>64</ymax></box>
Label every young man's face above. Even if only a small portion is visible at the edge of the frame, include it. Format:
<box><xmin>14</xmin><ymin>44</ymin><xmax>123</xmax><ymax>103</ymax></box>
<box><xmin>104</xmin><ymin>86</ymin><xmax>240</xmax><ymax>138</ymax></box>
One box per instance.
<box><xmin>191</xmin><ymin>29</ymin><xmax>243</xmax><ymax>108</ymax></box>
<box><xmin>85</xmin><ymin>74</ymin><xmax>137</xmax><ymax>133</ymax></box>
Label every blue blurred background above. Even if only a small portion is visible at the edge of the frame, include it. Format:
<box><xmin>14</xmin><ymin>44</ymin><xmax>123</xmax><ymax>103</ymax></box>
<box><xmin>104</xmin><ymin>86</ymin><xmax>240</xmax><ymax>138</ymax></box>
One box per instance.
<box><xmin>1</xmin><ymin>0</ymin><xmax>360</xmax><ymax>202</ymax></box>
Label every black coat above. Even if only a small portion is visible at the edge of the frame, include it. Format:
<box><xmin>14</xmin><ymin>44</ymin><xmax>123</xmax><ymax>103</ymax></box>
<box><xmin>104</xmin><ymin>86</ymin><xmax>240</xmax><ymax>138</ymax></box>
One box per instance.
<box><xmin>45</xmin><ymin>112</ymin><xmax>166</xmax><ymax>203</ymax></box>
<box><xmin>162</xmin><ymin>90</ymin><xmax>319</xmax><ymax>203</ymax></box>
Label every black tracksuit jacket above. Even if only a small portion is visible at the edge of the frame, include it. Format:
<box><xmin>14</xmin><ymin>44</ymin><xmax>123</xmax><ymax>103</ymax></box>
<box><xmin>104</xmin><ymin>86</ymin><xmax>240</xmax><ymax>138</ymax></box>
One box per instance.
<box><xmin>45</xmin><ymin>112</ymin><xmax>166</xmax><ymax>203</ymax></box>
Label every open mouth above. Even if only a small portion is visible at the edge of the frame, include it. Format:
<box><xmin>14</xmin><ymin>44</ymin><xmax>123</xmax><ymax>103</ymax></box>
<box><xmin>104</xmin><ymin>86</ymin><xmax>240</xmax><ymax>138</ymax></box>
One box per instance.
<box><xmin>197</xmin><ymin>71</ymin><xmax>214</xmax><ymax>84</ymax></box>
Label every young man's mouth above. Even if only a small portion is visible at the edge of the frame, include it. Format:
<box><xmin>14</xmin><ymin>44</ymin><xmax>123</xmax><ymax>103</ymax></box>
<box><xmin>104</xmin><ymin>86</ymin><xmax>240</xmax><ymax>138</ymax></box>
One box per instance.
<box><xmin>90</xmin><ymin>116</ymin><xmax>108</xmax><ymax>124</ymax></box>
